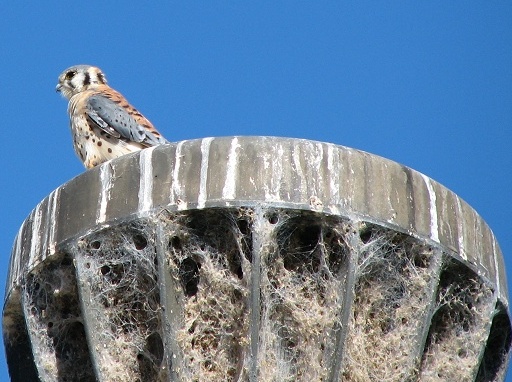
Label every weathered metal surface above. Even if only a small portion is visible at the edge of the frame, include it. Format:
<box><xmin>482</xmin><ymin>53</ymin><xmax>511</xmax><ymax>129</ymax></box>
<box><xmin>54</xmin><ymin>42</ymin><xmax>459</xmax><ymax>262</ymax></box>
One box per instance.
<box><xmin>6</xmin><ymin>137</ymin><xmax>507</xmax><ymax>300</ymax></box>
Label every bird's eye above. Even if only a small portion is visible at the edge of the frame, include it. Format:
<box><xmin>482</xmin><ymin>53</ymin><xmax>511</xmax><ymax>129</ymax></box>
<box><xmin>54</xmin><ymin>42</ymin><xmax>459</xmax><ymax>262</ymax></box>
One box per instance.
<box><xmin>65</xmin><ymin>71</ymin><xmax>76</xmax><ymax>80</ymax></box>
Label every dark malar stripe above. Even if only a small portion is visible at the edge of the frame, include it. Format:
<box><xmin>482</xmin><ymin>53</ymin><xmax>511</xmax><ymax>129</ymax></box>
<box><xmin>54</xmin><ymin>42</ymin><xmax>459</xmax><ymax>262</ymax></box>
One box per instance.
<box><xmin>97</xmin><ymin>72</ymin><xmax>106</xmax><ymax>84</ymax></box>
<box><xmin>83</xmin><ymin>72</ymin><xmax>91</xmax><ymax>86</ymax></box>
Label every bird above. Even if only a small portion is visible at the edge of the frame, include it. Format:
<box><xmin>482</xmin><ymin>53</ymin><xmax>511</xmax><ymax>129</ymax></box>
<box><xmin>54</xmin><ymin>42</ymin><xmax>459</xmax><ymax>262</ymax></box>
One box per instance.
<box><xmin>56</xmin><ymin>65</ymin><xmax>168</xmax><ymax>169</ymax></box>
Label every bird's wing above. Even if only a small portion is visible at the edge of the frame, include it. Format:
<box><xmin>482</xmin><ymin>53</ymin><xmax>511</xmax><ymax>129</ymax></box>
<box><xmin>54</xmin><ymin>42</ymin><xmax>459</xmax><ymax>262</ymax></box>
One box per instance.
<box><xmin>85</xmin><ymin>95</ymin><xmax>166</xmax><ymax>146</ymax></box>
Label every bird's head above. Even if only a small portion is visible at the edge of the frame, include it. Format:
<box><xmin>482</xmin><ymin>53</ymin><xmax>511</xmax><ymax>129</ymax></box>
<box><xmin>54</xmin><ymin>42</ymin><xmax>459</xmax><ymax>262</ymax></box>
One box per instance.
<box><xmin>56</xmin><ymin>65</ymin><xmax>107</xmax><ymax>99</ymax></box>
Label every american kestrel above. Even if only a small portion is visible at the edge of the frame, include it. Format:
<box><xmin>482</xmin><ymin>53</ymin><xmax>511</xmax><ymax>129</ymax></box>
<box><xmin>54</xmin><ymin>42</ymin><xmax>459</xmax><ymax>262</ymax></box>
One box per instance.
<box><xmin>56</xmin><ymin>65</ymin><xmax>168</xmax><ymax>168</ymax></box>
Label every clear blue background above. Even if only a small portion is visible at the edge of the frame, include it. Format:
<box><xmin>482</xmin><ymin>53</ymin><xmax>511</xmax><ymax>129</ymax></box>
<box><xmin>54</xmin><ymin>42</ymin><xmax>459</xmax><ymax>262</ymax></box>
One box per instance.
<box><xmin>1</xmin><ymin>3</ymin><xmax>511</xmax><ymax>380</ymax></box>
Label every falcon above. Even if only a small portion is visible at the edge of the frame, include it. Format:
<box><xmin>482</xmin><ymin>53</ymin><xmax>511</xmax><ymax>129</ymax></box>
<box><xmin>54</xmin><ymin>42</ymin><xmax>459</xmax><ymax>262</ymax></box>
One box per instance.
<box><xmin>56</xmin><ymin>65</ymin><xmax>168</xmax><ymax>168</ymax></box>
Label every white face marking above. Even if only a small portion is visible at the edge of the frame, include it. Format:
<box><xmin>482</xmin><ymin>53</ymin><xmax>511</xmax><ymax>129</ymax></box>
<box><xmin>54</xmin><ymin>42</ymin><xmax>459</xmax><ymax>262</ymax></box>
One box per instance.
<box><xmin>69</xmin><ymin>71</ymin><xmax>87</xmax><ymax>92</ymax></box>
<box><xmin>57</xmin><ymin>66</ymin><xmax>106</xmax><ymax>99</ymax></box>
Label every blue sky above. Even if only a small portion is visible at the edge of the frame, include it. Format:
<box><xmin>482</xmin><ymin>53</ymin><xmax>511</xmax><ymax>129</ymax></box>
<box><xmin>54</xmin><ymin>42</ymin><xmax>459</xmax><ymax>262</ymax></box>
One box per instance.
<box><xmin>1</xmin><ymin>2</ymin><xmax>511</xmax><ymax>380</ymax></box>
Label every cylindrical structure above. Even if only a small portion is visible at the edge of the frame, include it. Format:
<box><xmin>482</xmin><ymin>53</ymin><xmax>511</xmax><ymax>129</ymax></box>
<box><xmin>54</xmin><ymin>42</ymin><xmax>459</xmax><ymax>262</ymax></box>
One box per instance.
<box><xmin>3</xmin><ymin>137</ymin><xmax>511</xmax><ymax>381</ymax></box>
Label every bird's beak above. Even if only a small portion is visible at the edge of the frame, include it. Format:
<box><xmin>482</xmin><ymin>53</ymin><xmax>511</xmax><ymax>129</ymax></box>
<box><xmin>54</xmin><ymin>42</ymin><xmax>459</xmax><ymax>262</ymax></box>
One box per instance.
<box><xmin>55</xmin><ymin>84</ymin><xmax>62</xmax><ymax>92</ymax></box>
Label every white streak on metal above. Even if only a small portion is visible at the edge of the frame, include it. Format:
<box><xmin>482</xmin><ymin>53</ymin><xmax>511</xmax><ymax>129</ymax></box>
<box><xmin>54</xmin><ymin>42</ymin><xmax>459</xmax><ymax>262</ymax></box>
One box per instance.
<box><xmin>9</xmin><ymin>220</ymin><xmax>26</xmax><ymax>287</ymax></box>
<box><xmin>455</xmin><ymin>196</ymin><xmax>467</xmax><ymax>260</ymax></box>
<box><xmin>97</xmin><ymin>163</ymin><xmax>113</xmax><ymax>224</ymax></box>
<box><xmin>473</xmin><ymin>213</ymin><xmax>484</xmax><ymax>265</ymax></box>
<box><xmin>171</xmin><ymin>141</ymin><xmax>184</xmax><ymax>205</ymax></box>
<box><xmin>274</xmin><ymin>144</ymin><xmax>284</xmax><ymax>198</ymax></box>
<box><xmin>314</xmin><ymin>142</ymin><xmax>324</xmax><ymax>194</ymax></box>
<box><xmin>222</xmin><ymin>137</ymin><xmax>239</xmax><ymax>200</ymax></box>
<box><xmin>264</xmin><ymin>143</ymin><xmax>284</xmax><ymax>201</ymax></box>
<box><xmin>138</xmin><ymin>147</ymin><xmax>156</xmax><ymax>213</ymax></box>
<box><xmin>28</xmin><ymin>205</ymin><xmax>43</xmax><ymax>268</ymax></box>
<box><xmin>492</xmin><ymin>237</ymin><xmax>500</xmax><ymax>294</ymax></box>
<box><xmin>48</xmin><ymin>188</ymin><xmax>60</xmax><ymax>256</ymax></box>
<box><xmin>305</xmin><ymin>141</ymin><xmax>324</xmax><ymax>197</ymax></box>
<box><xmin>292</xmin><ymin>144</ymin><xmax>306</xmax><ymax>200</ymax></box>
<box><xmin>421</xmin><ymin>174</ymin><xmax>439</xmax><ymax>242</ymax></box>
<box><xmin>262</xmin><ymin>151</ymin><xmax>270</xmax><ymax>199</ymax></box>
<box><xmin>39</xmin><ymin>194</ymin><xmax>53</xmax><ymax>262</ymax></box>
<box><xmin>384</xmin><ymin>163</ymin><xmax>398</xmax><ymax>224</ymax></box>
<box><xmin>327</xmin><ymin>143</ymin><xmax>339</xmax><ymax>204</ymax></box>
<box><xmin>198</xmin><ymin>137</ymin><xmax>214</xmax><ymax>209</ymax></box>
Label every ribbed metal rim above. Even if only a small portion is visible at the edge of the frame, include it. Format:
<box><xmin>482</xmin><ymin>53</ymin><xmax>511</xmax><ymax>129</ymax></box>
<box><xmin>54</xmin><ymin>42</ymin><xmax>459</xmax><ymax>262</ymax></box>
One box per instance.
<box><xmin>5</xmin><ymin>136</ymin><xmax>507</xmax><ymax>307</ymax></box>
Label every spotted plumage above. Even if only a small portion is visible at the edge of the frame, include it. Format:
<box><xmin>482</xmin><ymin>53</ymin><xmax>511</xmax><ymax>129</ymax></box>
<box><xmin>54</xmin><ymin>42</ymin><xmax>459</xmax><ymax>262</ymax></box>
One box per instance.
<box><xmin>56</xmin><ymin>65</ymin><xmax>168</xmax><ymax>168</ymax></box>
